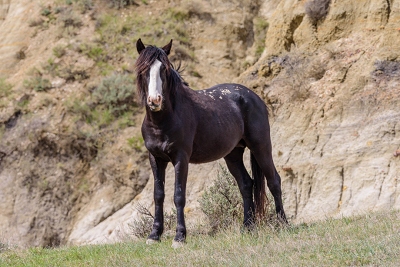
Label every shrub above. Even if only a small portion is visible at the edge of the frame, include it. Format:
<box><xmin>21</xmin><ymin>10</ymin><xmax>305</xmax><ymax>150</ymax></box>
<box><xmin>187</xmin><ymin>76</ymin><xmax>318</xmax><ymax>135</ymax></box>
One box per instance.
<box><xmin>76</xmin><ymin>0</ymin><xmax>94</xmax><ymax>14</ymax></box>
<box><xmin>129</xmin><ymin>203</ymin><xmax>177</xmax><ymax>239</ymax></box>
<box><xmin>305</xmin><ymin>0</ymin><xmax>331</xmax><ymax>25</ymax></box>
<box><xmin>127</xmin><ymin>136</ymin><xmax>144</xmax><ymax>151</ymax></box>
<box><xmin>29</xmin><ymin>18</ymin><xmax>45</xmax><ymax>27</ymax></box>
<box><xmin>107</xmin><ymin>0</ymin><xmax>137</xmax><ymax>9</ymax></box>
<box><xmin>53</xmin><ymin>45</ymin><xmax>66</xmax><ymax>58</ymax></box>
<box><xmin>24</xmin><ymin>77</ymin><xmax>52</xmax><ymax>92</ymax></box>
<box><xmin>43</xmin><ymin>58</ymin><xmax>59</xmax><ymax>77</ymax></box>
<box><xmin>92</xmin><ymin>73</ymin><xmax>136</xmax><ymax>116</ymax></box>
<box><xmin>41</xmin><ymin>6</ymin><xmax>52</xmax><ymax>17</ymax></box>
<box><xmin>80</xmin><ymin>43</ymin><xmax>106</xmax><ymax>62</ymax></box>
<box><xmin>0</xmin><ymin>78</ymin><xmax>13</xmax><ymax>98</ymax></box>
<box><xmin>199</xmin><ymin>165</ymin><xmax>280</xmax><ymax>233</ymax></box>
<box><xmin>59</xmin><ymin>8</ymin><xmax>83</xmax><ymax>28</ymax></box>
<box><xmin>198</xmin><ymin>165</ymin><xmax>243</xmax><ymax>232</ymax></box>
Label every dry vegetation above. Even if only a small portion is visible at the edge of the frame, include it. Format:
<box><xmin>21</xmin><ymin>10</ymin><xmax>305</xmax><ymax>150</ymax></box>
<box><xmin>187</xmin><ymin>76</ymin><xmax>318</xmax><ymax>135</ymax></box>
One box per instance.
<box><xmin>1</xmin><ymin>210</ymin><xmax>399</xmax><ymax>266</ymax></box>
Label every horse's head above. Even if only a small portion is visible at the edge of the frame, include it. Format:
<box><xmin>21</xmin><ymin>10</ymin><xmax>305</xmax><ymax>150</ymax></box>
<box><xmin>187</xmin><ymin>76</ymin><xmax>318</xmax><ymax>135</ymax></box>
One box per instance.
<box><xmin>135</xmin><ymin>39</ymin><xmax>173</xmax><ymax>112</ymax></box>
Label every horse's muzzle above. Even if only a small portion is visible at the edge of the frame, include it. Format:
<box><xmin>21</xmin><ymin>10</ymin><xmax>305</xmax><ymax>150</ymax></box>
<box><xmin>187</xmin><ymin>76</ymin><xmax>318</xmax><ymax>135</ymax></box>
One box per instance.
<box><xmin>147</xmin><ymin>95</ymin><xmax>162</xmax><ymax>111</ymax></box>
<box><xmin>149</xmin><ymin>103</ymin><xmax>161</xmax><ymax>111</ymax></box>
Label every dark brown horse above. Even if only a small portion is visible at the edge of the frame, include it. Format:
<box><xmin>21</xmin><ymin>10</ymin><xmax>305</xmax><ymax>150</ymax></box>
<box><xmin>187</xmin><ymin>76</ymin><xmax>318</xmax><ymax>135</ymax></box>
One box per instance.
<box><xmin>135</xmin><ymin>39</ymin><xmax>287</xmax><ymax>247</ymax></box>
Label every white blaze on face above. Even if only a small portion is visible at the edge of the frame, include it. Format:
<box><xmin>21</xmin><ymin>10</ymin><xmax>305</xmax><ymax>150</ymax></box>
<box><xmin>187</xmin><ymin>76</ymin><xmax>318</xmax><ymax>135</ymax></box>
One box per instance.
<box><xmin>147</xmin><ymin>59</ymin><xmax>163</xmax><ymax>111</ymax></box>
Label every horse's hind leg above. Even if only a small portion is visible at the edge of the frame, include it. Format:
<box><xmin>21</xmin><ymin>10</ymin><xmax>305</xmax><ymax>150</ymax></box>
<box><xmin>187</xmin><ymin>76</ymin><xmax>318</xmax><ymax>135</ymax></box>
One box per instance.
<box><xmin>224</xmin><ymin>147</ymin><xmax>255</xmax><ymax>227</ymax></box>
<box><xmin>250</xmin><ymin>148</ymin><xmax>287</xmax><ymax>223</ymax></box>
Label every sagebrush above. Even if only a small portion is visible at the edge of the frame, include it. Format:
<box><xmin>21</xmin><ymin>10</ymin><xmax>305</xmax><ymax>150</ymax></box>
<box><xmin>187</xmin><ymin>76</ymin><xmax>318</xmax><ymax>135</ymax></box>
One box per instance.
<box><xmin>23</xmin><ymin>76</ymin><xmax>52</xmax><ymax>92</ymax></box>
<box><xmin>92</xmin><ymin>73</ymin><xmax>136</xmax><ymax>116</ymax></box>
<box><xmin>198</xmin><ymin>165</ymin><xmax>244</xmax><ymax>232</ymax></box>
<box><xmin>129</xmin><ymin>203</ymin><xmax>177</xmax><ymax>239</ymax></box>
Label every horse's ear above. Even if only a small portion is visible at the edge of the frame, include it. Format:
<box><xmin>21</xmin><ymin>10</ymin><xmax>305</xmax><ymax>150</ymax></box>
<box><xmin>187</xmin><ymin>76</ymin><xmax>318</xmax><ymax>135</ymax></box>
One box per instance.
<box><xmin>136</xmin><ymin>38</ymin><xmax>146</xmax><ymax>54</ymax></box>
<box><xmin>162</xmin><ymin>39</ymin><xmax>173</xmax><ymax>55</ymax></box>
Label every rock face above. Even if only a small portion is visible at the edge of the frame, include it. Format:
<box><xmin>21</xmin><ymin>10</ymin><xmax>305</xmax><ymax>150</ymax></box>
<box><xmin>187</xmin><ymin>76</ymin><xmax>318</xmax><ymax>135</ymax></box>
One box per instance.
<box><xmin>240</xmin><ymin>0</ymin><xmax>400</xmax><ymax>222</ymax></box>
<box><xmin>0</xmin><ymin>0</ymin><xmax>399</xmax><ymax>247</ymax></box>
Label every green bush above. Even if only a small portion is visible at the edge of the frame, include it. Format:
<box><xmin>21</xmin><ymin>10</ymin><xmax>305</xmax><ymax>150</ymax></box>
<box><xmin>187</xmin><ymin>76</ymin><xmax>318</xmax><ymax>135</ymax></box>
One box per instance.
<box><xmin>92</xmin><ymin>73</ymin><xmax>136</xmax><ymax>116</ymax></box>
<box><xmin>199</xmin><ymin>165</ymin><xmax>243</xmax><ymax>232</ymax></box>
<box><xmin>24</xmin><ymin>77</ymin><xmax>52</xmax><ymax>92</ymax></box>
<box><xmin>53</xmin><ymin>45</ymin><xmax>66</xmax><ymax>58</ymax></box>
<box><xmin>80</xmin><ymin>43</ymin><xmax>106</xmax><ymax>62</ymax></box>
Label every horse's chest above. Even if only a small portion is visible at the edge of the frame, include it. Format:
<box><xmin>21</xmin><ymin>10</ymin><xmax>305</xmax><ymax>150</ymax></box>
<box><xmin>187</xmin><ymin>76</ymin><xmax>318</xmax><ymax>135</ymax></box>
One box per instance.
<box><xmin>143</xmin><ymin>131</ymin><xmax>176</xmax><ymax>157</ymax></box>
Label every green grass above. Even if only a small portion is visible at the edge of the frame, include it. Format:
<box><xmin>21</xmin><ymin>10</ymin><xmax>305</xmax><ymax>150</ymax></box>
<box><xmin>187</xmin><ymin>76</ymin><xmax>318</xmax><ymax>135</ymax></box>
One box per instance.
<box><xmin>1</xmin><ymin>210</ymin><xmax>399</xmax><ymax>266</ymax></box>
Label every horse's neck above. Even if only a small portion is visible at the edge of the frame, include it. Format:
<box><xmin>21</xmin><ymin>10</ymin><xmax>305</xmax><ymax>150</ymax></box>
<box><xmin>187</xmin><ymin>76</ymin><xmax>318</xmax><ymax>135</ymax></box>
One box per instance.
<box><xmin>145</xmin><ymin>83</ymin><xmax>191</xmax><ymax>125</ymax></box>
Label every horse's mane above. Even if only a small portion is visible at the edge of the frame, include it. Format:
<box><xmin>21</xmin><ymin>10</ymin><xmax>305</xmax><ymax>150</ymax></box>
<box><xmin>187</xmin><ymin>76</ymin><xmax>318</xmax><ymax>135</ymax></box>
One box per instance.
<box><xmin>135</xmin><ymin>46</ymin><xmax>187</xmax><ymax>107</ymax></box>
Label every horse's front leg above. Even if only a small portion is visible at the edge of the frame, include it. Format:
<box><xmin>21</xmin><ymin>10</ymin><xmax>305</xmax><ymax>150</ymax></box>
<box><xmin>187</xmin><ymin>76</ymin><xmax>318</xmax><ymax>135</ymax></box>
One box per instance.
<box><xmin>147</xmin><ymin>153</ymin><xmax>168</xmax><ymax>243</ymax></box>
<box><xmin>172</xmin><ymin>154</ymin><xmax>189</xmax><ymax>247</ymax></box>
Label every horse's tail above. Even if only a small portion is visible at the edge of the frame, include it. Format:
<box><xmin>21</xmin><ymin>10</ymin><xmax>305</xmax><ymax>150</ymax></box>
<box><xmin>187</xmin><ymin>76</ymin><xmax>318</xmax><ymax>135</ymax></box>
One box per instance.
<box><xmin>251</xmin><ymin>153</ymin><xmax>266</xmax><ymax>220</ymax></box>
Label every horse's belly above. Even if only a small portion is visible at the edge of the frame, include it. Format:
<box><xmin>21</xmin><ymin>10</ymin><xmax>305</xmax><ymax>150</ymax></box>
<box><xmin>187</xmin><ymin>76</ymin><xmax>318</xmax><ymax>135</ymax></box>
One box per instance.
<box><xmin>189</xmin><ymin>135</ymin><xmax>241</xmax><ymax>164</ymax></box>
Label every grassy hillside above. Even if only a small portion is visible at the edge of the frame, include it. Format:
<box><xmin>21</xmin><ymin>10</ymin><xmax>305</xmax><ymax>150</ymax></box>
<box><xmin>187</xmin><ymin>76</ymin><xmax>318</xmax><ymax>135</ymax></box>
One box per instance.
<box><xmin>1</xmin><ymin>210</ymin><xmax>399</xmax><ymax>266</ymax></box>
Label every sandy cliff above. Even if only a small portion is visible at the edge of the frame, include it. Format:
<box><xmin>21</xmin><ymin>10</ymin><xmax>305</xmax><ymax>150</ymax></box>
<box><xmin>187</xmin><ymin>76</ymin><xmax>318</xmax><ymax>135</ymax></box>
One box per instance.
<box><xmin>240</xmin><ymin>0</ymin><xmax>400</xmax><ymax>221</ymax></box>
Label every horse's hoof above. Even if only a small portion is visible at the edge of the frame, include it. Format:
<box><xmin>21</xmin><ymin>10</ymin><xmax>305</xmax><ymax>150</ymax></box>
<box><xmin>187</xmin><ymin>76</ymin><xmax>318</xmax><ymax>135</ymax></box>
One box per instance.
<box><xmin>146</xmin><ymin>239</ymin><xmax>160</xmax><ymax>245</ymax></box>
<box><xmin>171</xmin><ymin>240</ymin><xmax>185</xmax><ymax>249</ymax></box>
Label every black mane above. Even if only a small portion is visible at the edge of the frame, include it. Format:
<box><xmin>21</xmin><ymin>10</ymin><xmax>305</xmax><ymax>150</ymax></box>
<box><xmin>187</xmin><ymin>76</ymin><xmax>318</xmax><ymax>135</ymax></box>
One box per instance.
<box><xmin>135</xmin><ymin>46</ymin><xmax>186</xmax><ymax>107</ymax></box>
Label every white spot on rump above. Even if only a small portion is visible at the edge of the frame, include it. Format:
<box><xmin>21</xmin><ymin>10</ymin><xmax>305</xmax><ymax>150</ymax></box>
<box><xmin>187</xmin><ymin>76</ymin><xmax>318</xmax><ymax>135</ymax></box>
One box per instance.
<box><xmin>221</xmin><ymin>89</ymin><xmax>231</xmax><ymax>95</ymax></box>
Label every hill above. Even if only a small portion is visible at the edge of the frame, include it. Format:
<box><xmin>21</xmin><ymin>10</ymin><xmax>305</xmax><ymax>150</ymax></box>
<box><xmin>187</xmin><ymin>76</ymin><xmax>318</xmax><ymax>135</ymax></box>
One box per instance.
<box><xmin>0</xmin><ymin>0</ymin><xmax>399</xmax><ymax>247</ymax></box>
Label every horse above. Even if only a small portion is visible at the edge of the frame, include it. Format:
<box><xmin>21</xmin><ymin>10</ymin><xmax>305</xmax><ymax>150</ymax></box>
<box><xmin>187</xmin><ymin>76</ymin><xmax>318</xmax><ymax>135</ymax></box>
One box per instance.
<box><xmin>135</xmin><ymin>38</ymin><xmax>287</xmax><ymax>247</ymax></box>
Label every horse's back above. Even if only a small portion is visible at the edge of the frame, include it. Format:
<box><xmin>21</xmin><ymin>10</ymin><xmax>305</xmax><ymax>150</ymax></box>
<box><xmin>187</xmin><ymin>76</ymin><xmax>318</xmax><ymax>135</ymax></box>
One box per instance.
<box><xmin>188</xmin><ymin>83</ymin><xmax>270</xmax><ymax>163</ymax></box>
<box><xmin>198</xmin><ymin>83</ymin><xmax>269</xmax><ymax>125</ymax></box>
